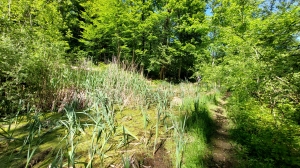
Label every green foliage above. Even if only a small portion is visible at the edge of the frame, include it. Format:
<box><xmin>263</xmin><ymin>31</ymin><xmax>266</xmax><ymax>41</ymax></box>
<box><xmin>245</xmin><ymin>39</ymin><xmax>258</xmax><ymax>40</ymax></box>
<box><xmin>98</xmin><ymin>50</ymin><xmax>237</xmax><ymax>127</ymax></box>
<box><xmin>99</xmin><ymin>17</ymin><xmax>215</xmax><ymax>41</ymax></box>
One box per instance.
<box><xmin>183</xmin><ymin>94</ymin><xmax>216</xmax><ymax>168</ymax></box>
<box><xmin>1</xmin><ymin>0</ymin><xmax>300</xmax><ymax>167</ymax></box>
<box><xmin>228</xmin><ymin>95</ymin><xmax>300</xmax><ymax>167</ymax></box>
<box><xmin>196</xmin><ymin>0</ymin><xmax>300</xmax><ymax>167</ymax></box>
<box><xmin>0</xmin><ymin>0</ymin><xmax>68</xmax><ymax>115</ymax></box>
<box><xmin>80</xmin><ymin>0</ymin><xmax>208</xmax><ymax>79</ymax></box>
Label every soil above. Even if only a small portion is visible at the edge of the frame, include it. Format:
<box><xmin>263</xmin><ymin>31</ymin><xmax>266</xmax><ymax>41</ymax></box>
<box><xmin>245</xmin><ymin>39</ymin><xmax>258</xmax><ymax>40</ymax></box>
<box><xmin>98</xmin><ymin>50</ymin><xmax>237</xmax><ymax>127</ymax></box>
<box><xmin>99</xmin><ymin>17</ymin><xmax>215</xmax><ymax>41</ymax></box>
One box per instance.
<box><xmin>144</xmin><ymin>147</ymin><xmax>172</xmax><ymax>168</ymax></box>
<box><xmin>130</xmin><ymin>139</ymin><xmax>172</xmax><ymax>168</ymax></box>
<box><xmin>208</xmin><ymin>93</ymin><xmax>237</xmax><ymax>168</ymax></box>
<box><xmin>19</xmin><ymin>147</ymin><xmax>52</xmax><ymax>168</ymax></box>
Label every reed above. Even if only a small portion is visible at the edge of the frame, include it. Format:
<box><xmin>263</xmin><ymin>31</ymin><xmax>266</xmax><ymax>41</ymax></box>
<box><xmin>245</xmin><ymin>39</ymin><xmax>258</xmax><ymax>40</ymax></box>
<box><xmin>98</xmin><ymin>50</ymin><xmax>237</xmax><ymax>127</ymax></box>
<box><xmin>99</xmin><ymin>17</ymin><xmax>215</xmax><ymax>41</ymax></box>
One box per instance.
<box><xmin>59</xmin><ymin>107</ymin><xmax>79</xmax><ymax>168</ymax></box>
<box><xmin>1</xmin><ymin>60</ymin><xmax>218</xmax><ymax>167</ymax></box>
<box><xmin>172</xmin><ymin>114</ymin><xmax>186</xmax><ymax>168</ymax></box>
<box><xmin>0</xmin><ymin>110</ymin><xmax>21</xmax><ymax>142</ymax></box>
<box><xmin>22</xmin><ymin>111</ymin><xmax>43</xmax><ymax>168</ymax></box>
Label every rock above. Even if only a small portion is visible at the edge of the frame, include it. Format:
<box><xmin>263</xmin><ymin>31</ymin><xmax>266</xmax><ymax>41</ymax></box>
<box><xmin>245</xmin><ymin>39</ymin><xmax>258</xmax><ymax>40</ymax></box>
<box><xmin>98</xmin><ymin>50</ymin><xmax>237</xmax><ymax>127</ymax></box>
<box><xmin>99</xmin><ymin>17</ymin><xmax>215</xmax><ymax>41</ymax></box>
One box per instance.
<box><xmin>171</xmin><ymin>97</ymin><xmax>183</xmax><ymax>107</ymax></box>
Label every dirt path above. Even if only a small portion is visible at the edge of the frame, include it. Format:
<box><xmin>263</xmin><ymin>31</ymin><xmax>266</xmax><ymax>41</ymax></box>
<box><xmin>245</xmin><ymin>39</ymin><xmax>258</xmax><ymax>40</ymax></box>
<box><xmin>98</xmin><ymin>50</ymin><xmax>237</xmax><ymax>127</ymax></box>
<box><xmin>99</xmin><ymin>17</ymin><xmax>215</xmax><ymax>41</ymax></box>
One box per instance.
<box><xmin>208</xmin><ymin>94</ymin><xmax>236</xmax><ymax>168</ymax></box>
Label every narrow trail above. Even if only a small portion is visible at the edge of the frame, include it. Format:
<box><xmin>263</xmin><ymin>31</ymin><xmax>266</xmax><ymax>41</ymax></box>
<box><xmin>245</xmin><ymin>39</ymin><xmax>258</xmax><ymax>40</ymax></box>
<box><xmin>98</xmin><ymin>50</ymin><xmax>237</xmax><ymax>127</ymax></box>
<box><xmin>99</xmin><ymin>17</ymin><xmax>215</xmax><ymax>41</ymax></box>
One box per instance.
<box><xmin>208</xmin><ymin>93</ymin><xmax>237</xmax><ymax>168</ymax></box>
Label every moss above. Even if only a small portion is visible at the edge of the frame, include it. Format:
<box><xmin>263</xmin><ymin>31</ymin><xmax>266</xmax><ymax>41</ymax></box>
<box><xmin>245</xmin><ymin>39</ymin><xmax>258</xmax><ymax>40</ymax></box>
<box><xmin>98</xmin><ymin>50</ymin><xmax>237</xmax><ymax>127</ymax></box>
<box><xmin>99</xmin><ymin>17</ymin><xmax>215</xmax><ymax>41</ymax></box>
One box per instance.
<box><xmin>0</xmin><ymin>81</ymin><xmax>210</xmax><ymax>167</ymax></box>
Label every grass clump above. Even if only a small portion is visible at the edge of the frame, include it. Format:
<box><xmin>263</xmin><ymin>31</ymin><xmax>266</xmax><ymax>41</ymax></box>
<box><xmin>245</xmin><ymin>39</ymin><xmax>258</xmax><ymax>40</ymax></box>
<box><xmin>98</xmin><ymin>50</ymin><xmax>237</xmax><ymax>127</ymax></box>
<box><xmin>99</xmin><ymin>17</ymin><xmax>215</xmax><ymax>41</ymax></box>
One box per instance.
<box><xmin>181</xmin><ymin>93</ymin><xmax>217</xmax><ymax>168</ymax></box>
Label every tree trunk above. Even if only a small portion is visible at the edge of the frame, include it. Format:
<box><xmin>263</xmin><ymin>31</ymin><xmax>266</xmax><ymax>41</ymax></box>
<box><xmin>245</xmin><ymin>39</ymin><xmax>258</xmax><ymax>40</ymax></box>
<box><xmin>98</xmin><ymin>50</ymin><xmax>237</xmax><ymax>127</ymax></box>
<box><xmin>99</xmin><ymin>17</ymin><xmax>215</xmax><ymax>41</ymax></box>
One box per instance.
<box><xmin>132</xmin><ymin>47</ymin><xmax>135</xmax><ymax>64</ymax></box>
<box><xmin>160</xmin><ymin>66</ymin><xmax>165</xmax><ymax>80</ymax></box>
<box><xmin>178</xmin><ymin>64</ymin><xmax>181</xmax><ymax>80</ymax></box>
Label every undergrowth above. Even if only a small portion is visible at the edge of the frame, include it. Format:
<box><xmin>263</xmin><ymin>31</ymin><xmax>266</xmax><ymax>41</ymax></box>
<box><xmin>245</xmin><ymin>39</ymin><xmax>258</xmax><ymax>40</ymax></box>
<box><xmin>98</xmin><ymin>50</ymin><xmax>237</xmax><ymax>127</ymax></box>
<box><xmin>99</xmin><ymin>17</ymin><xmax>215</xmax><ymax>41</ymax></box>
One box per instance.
<box><xmin>227</xmin><ymin>93</ymin><xmax>300</xmax><ymax>168</ymax></box>
<box><xmin>181</xmin><ymin>92</ymin><xmax>218</xmax><ymax>168</ymax></box>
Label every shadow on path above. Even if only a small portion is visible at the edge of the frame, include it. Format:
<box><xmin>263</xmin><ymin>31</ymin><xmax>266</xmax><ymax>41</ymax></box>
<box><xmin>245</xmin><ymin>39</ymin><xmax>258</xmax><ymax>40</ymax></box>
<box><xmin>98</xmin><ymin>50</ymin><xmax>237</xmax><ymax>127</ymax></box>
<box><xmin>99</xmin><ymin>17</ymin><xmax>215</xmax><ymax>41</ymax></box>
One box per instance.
<box><xmin>207</xmin><ymin>93</ymin><xmax>237</xmax><ymax>168</ymax></box>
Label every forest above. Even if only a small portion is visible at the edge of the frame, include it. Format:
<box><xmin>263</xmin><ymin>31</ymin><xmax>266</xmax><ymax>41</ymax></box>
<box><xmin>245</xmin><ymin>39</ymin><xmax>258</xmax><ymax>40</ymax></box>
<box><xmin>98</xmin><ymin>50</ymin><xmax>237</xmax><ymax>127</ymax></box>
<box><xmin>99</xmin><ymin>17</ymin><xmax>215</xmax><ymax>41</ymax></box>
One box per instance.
<box><xmin>0</xmin><ymin>0</ymin><xmax>299</xmax><ymax>167</ymax></box>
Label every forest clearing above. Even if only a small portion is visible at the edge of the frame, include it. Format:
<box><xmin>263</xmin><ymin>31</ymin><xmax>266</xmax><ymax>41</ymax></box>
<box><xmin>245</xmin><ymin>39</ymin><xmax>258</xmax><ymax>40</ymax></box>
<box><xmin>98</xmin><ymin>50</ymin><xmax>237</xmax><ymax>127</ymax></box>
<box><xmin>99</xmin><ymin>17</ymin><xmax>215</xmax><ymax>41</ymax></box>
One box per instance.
<box><xmin>1</xmin><ymin>0</ymin><xmax>300</xmax><ymax>167</ymax></box>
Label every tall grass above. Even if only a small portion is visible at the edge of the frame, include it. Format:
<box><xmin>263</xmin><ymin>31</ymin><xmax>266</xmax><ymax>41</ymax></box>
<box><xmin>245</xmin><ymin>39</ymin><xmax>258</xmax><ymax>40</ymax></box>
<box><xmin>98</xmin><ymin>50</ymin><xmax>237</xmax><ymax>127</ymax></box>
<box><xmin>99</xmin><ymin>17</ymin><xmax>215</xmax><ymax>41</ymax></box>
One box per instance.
<box><xmin>60</xmin><ymin>107</ymin><xmax>80</xmax><ymax>167</ymax></box>
<box><xmin>0</xmin><ymin>110</ymin><xmax>21</xmax><ymax>142</ymax></box>
<box><xmin>51</xmin><ymin>64</ymin><xmax>216</xmax><ymax>167</ymax></box>
<box><xmin>1</xmin><ymin>60</ymin><xmax>219</xmax><ymax>167</ymax></box>
<box><xmin>23</xmin><ymin>111</ymin><xmax>43</xmax><ymax>168</ymax></box>
<box><xmin>180</xmin><ymin>93</ymin><xmax>217</xmax><ymax>168</ymax></box>
<box><xmin>172</xmin><ymin>114</ymin><xmax>187</xmax><ymax>168</ymax></box>
<box><xmin>50</xmin><ymin>62</ymin><xmax>158</xmax><ymax>166</ymax></box>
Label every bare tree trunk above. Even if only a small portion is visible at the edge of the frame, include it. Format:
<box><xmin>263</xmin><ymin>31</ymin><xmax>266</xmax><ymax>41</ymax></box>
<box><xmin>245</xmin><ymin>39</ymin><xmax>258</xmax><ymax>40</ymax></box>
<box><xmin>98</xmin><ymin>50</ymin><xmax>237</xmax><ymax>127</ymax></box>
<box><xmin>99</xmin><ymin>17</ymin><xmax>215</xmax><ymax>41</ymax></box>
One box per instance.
<box><xmin>178</xmin><ymin>65</ymin><xmax>181</xmax><ymax>80</ymax></box>
<box><xmin>160</xmin><ymin>66</ymin><xmax>165</xmax><ymax>80</ymax></box>
<box><xmin>8</xmin><ymin>0</ymin><xmax>11</xmax><ymax>19</ymax></box>
<box><xmin>132</xmin><ymin>47</ymin><xmax>135</xmax><ymax>65</ymax></box>
<box><xmin>117</xmin><ymin>38</ymin><xmax>121</xmax><ymax>63</ymax></box>
<box><xmin>140</xmin><ymin>65</ymin><xmax>144</xmax><ymax>76</ymax></box>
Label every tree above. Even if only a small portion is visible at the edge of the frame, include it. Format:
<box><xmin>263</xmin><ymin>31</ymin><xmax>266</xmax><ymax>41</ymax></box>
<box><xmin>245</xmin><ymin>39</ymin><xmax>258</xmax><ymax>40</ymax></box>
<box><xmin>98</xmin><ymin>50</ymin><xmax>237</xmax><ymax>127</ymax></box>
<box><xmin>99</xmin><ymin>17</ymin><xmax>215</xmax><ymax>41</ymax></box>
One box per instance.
<box><xmin>199</xmin><ymin>0</ymin><xmax>300</xmax><ymax>166</ymax></box>
<box><xmin>58</xmin><ymin>0</ymin><xmax>85</xmax><ymax>60</ymax></box>
<box><xmin>80</xmin><ymin>0</ymin><xmax>208</xmax><ymax>80</ymax></box>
